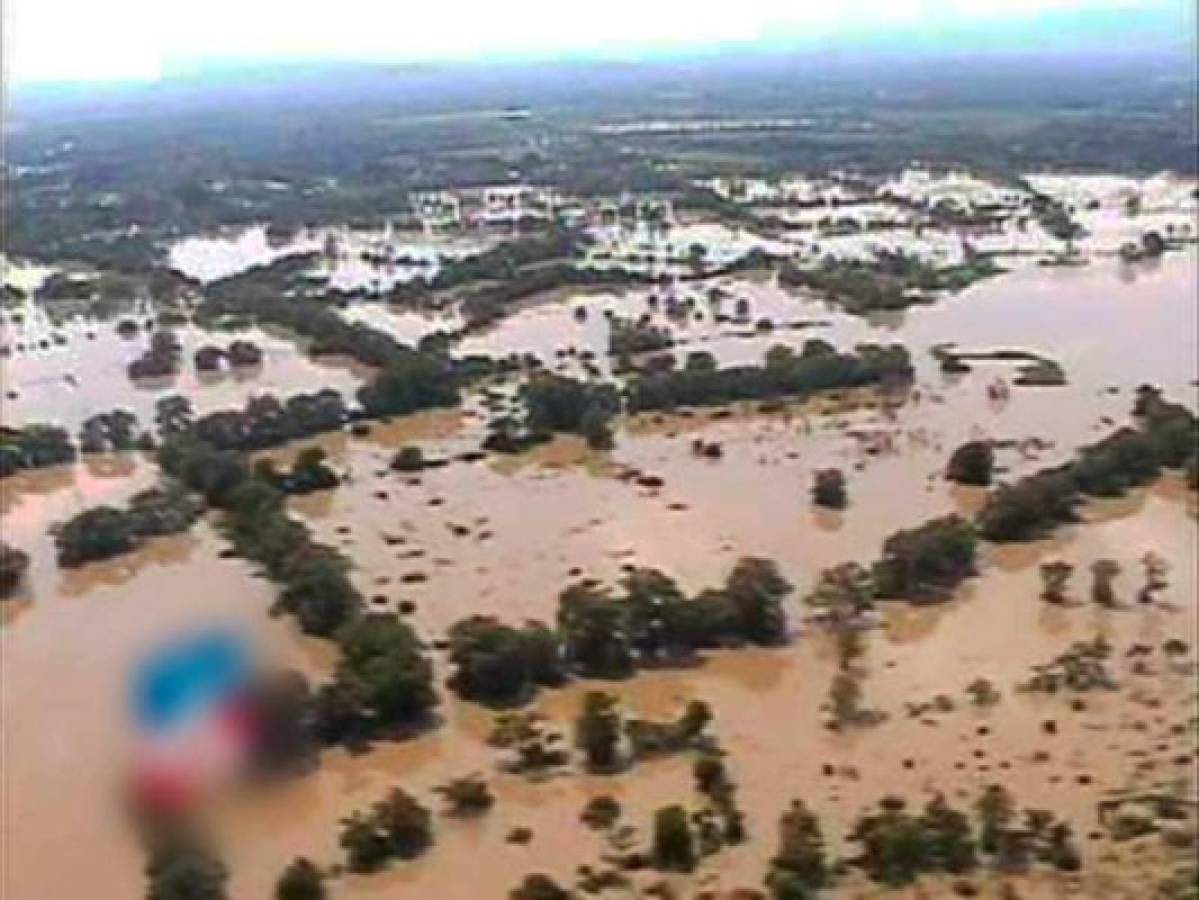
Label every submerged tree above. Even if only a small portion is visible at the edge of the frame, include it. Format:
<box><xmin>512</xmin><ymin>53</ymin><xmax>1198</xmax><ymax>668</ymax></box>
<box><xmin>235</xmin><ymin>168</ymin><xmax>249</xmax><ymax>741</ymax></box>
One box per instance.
<box><xmin>574</xmin><ymin>691</ymin><xmax>622</xmax><ymax>772</ymax></box>
<box><xmin>144</xmin><ymin>829</ymin><xmax>229</xmax><ymax>900</ymax></box>
<box><xmin>945</xmin><ymin>440</ymin><xmax>995</xmax><ymax>486</ymax></box>
<box><xmin>1089</xmin><ymin>558</ymin><xmax>1122</xmax><ymax>607</ymax></box>
<box><xmin>1038</xmin><ymin>561</ymin><xmax>1074</xmax><ymax>604</ymax></box>
<box><xmin>274</xmin><ymin>857</ymin><xmax>326</xmax><ymax>900</ymax></box>
<box><xmin>652</xmin><ymin>804</ymin><xmax>696</xmax><ymax>872</ymax></box>
<box><xmin>0</xmin><ymin>543</ymin><xmax>30</xmax><ymax>598</ymax></box>
<box><xmin>769</xmin><ymin>800</ymin><xmax>828</xmax><ymax>893</ymax></box>
<box><xmin>811</xmin><ymin>468</ymin><xmax>848</xmax><ymax>509</ymax></box>
<box><xmin>1138</xmin><ymin>551</ymin><xmax>1170</xmax><ymax>603</ymax></box>
<box><xmin>724</xmin><ymin>557</ymin><xmax>792</xmax><ymax>645</ymax></box>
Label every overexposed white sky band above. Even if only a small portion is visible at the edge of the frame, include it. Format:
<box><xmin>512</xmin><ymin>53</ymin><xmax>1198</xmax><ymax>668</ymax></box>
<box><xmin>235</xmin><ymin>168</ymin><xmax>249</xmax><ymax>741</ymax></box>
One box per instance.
<box><xmin>4</xmin><ymin>0</ymin><xmax>1192</xmax><ymax>85</ymax></box>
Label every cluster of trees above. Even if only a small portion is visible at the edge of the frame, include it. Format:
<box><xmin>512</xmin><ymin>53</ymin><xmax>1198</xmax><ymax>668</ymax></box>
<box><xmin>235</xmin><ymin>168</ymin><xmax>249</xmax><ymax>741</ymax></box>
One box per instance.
<box><xmin>558</xmin><ymin>560</ymin><xmax>791</xmax><ymax>676</ymax></box>
<box><xmin>978</xmin><ymin>388</ymin><xmax>1197</xmax><ymax>541</ymax></box>
<box><xmin>79</xmin><ymin>410</ymin><xmax>142</xmax><ymax>453</ymax></box>
<box><xmin>811</xmin><ymin>469</ymin><xmax>848</xmax><ymax>509</ymax></box>
<box><xmin>444</xmin><ymin>561</ymin><xmax>790</xmax><ymax>706</ymax></box>
<box><xmin>274</xmin><ymin>857</ymin><xmax>326</xmax><ymax>900</ymax></box>
<box><xmin>446</xmin><ymin>616</ymin><xmax>566</xmax><ymax>706</ymax></box>
<box><xmin>210</xmin><ymin>464</ymin><xmax>359</xmax><ymax>633</ymax></box>
<box><xmin>485</xmin><ymin>375</ymin><xmax>619</xmax><ymax>453</ymax></box>
<box><xmin>778</xmin><ymin>251</ymin><xmax>999</xmax><ymax>315</ymax></box>
<box><xmin>0</xmin><ymin>543</ymin><xmax>30</xmax><ymax>598</ymax></box>
<box><xmin>945</xmin><ymin>440</ymin><xmax>994</xmax><ymax>486</ymax></box>
<box><xmin>194</xmin><ymin>340</ymin><xmax>264</xmax><ymax>371</ymax></box>
<box><xmin>607</xmin><ymin>317</ymin><xmax>674</xmax><ymax>357</ymax></box>
<box><xmin>356</xmin><ymin>350</ymin><xmax>461</xmax><ymax>418</ymax></box>
<box><xmin>159</xmin><ymin>391</ymin><xmax>349</xmax><ymax>454</ymax></box>
<box><xmin>142</xmin><ymin>826</ymin><xmax>229</xmax><ymax>900</ymax></box>
<box><xmin>0</xmin><ymin>424</ymin><xmax>77</xmax><ymax>477</ymax></box>
<box><xmin>254</xmin><ymin>447</ymin><xmax>340</xmax><ymax>495</ymax></box>
<box><xmin>871</xmin><ymin>515</ymin><xmax>978</xmax><ymax>600</ymax></box>
<box><xmin>128</xmin><ymin>330</ymin><xmax>183</xmax><ymax>379</ymax></box>
<box><xmin>767</xmin><ymin>785</ymin><xmax>1080</xmax><ymax>896</ymax></box>
<box><xmin>458</xmin><ymin>262</ymin><xmax>647</xmax><ymax>328</ymax></box>
<box><xmin>433</xmin><ymin>228</ymin><xmax>583</xmax><ymax>291</ymax></box>
<box><xmin>625</xmin><ymin>341</ymin><xmax>912</xmax><ymax>413</ymax></box>
<box><xmin>199</xmin><ymin>286</ymin><xmax>474</xmax><ymax>418</ymax></box>
<box><xmin>53</xmin><ymin>484</ymin><xmax>204</xmax><ymax>567</ymax></box>
<box><xmin>339</xmin><ymin>787</ymin><xmax>433</xmax><ymax>873</ymax></box>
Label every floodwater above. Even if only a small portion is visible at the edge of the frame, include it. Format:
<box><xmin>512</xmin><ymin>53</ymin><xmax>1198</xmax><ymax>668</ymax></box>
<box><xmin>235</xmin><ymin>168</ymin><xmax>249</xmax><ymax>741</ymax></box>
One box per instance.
<box><xmin>0</xmin><ymin>317</ymin><xmax>368</xmax><ymax>432</ymax></box>
<box><xmin>1</xmin><ymin>245</ymin><xmax>1196</xmax><ymax>898</ymax></box>
<box><xmin>167</xmin><ymin>224</ymin><xmax>493</xmax><ymax>289</ymax></box>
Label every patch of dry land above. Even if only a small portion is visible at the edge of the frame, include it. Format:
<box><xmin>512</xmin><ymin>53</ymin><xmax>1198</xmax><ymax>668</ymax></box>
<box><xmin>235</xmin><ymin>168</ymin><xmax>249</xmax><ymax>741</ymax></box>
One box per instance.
<box><xmin>2</xmin><ymin>187</ymin><xmax>1197</xmax><ymax>900</ymax></box>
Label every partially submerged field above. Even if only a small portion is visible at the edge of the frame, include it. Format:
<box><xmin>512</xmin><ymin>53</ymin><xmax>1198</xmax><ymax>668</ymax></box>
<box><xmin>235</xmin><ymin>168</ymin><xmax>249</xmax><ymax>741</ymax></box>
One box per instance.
<box><xmin>2</xmin><ymin>185</ymin><xmax>1197</xmax><ymax>899</ymax></box>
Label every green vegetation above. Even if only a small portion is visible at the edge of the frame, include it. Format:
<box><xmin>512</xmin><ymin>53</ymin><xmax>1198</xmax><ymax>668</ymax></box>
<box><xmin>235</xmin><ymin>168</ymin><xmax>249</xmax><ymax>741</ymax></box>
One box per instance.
<box><xmin>274</xmin><ymin>858</ymin><xmax>326</xmax><ymax>900</ymax></box>
<box><xmin>519</xmin><ymin>374</ymin><xmax>620</xmax><ymax>451</ymax></box>
<box><xmin>779</xmin><ymin>251</ymin><xmax>1000</xmax><ymax>315</ymax></box>
<box><xmin>811</xmin><ymin>468</ymin><xmax>848</xmax><ymax>509</ymax></box>
<box><xmin>978</xmin><ymin>389</ymin><xmax>1197</xmax><ymax>541</ymax></box>
<box><xmin>144</xmin><ymin>829</ymin><xmax>228</xmax><ymax>900</ymax></box>
<box><xmin>391</xmin><ymin>445</ymin><xmax>426</xmax><ymax>472</ymax></box>
<box><xmin>580</xmin><ymin>796</ymin><xmax>623</xmax><ymax>830</ymax></box>
<box><xmin>458</xmin><ymin>262</ymin><xmax>647</xmax><ymax>328</ymax></box>
<box><xmin>557</xmin><ymin>559</ymin><xmax>791</xmax><ymax>678</ymax></box>
<box><xmin>0</xmin><ymin>424</ymin><xmax>77</xmax><ymax>477</ymax></box>
<box><xmin>574</xmin><ymin>691</ymin><xmax>622</xmax><ymax>772</ymax></box>
<box><xmin>1018</xmin><ymin>636</ymin><xmax>1117</xmax><ymax>694</ymax></box>
<box><xmin>53</xmin><ymin>484</ymin><xmax>204</xmax><ymax>567</ymax></box>
<box><xmin>625</xmin><ymin>699</ymin><xmax>714</xmax><ymax>759</ymax></box>
<box><xmin>128</xmin><ymin>330</ymin><xmax>183</xmax><ymax>379</ymax></box>
<box><xmin>945</xmin><ymin>440</ymin><xmax>994</xmax><ymax>486</ymax></box>
<box><xmin>871</xmin><ymin>515</ymin><xmax>977</xmax><ymax>600</ymax></box>
<box><xmin>0</xmin><ymin>543</ymin><xmax>30</xmax><ymax>598</ymax></box>
<box><xmin>768</xmin><ymin>800</ymin><xmax>829</xmax><ymax>896</ymax></box>
<box><xmin>849</xmin><ymin>795</ymin><xmax>977</xmax><ymax>886</ymax></box>
<box><xmin>625</xmin><ymin>342</ymin><xmax>912</xmax><ymax>412</ymax></box>
<box><xmin>445</xmin><ymin>616</ymin><xmax>566</xmax><ymax>705</ymax></box>
<box><xmin>317</xmin><ymin>614</ymin><xmax>437</xmax><ymax>742</ymax></box>
<box><xmin>339</xmin><ymin>787</ymin><xmax>433</xmax><ymax>872</ymax></box>
<box><xmin>179</xmin><ymin>391</ymin><xmax>348</xmax><ymax>453</ymax></box>
<box><xmin>79</xmin><ymin>410</ymin><xmax>141</xmax><ymax>453</ymax></box>
<box><xmin>510</xmin><ymin>873</ymin><xmax>573</xmax><ymax>900</ymax></box>
<box><xmin>608</xmin><ymin>317</ymin><xmax>674</xmax><ymax>357</ymax></box>
<box><xmin>255</xmin><ymin>447</ymin><xmax>340</xmax><ymax>495</ymax></box>
<box><xmin>434</xmin><ymin>775</ymin><xmax>495</xmax><ymax>815</ymax></box>
<box><xmin>1090</xmin><ymin>558</ymin><xmax>1122</xmax><ymax>606</ymax></box>
<box><xmin>651</xmin><ymin>804</ymin><xmax>696</xmax><ymax>872</ymax></box>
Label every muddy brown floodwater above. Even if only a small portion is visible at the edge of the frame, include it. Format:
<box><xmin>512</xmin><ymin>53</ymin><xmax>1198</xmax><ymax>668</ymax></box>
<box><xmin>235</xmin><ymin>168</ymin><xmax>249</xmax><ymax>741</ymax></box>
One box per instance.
<box><xmin>1</xmin><ymin>250</ymin><xmax>1196</xmax><ymax>899</ymax></box>
<box><xmin>0</xmin><ymin>318</ymin><xmax>370</xmax><ymax>433</ymax></box>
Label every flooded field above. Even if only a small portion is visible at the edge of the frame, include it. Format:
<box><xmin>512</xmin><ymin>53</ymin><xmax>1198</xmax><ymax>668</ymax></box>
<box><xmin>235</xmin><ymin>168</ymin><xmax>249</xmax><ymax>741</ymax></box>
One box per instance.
<box><xmin>0</xmin><ymin>316</ymin><xmax>368</xmax><ymax>432</ymax></box>
<box><xmin>167</xmin><ymin>225</ymin><xmax>495</xmax><ymax>289</ymax></box>
<box><xmin>2</xmin><ymin>241</ymin><xmax>1196</xmax><ymax>898</ymax></box>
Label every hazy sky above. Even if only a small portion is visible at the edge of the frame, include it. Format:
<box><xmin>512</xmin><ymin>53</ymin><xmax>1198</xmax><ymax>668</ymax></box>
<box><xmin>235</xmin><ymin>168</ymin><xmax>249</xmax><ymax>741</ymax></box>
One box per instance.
<box><xmin>5</xmin><ymin>0</ymin><xmax>1193</xmax><ymax>85</ymax></box>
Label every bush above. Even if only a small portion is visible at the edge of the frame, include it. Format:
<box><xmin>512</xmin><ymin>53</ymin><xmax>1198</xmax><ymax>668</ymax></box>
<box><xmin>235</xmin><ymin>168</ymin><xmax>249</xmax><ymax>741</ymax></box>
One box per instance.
<box><xmin>340</xmin><ymin>787</ymin><xmax>432</xmax><ymax>872</ymax></box>
<box><xmin>872</xmin><ymin>515</ymin><xmax>977</xmax><ymax>600</ymax></box>
<box><xmin>328</xmin><ymin>614</ymin><xmax>437</xmax><ymax>735</ymax></box>
<box><xmin>946</xmin><ymin>441</ymin><xmax>994</xmax><ymax>486</ymax></box>
<box><xmin>275</xmin><ymin>858</ymin><xmax>325</xmax><ymax>900</ymax></box>
<box><xmin>574</xmin><ymin>691</ymin><xmax>622</xmax><ymax>771</ymax></box>
<box><xmin>770</xmin><ymin>800</ymin><xmax>828</xmax><ymax>892</ymax></box>
<box><xmin>811</xmin><ymin>468</ymin><xmax>847</xmax><ymax>508</ymax></box>
<box><xmin>652</xmin><ymin>805</ymin><xmax>696</xmax><ymax>872</ymax></box>
<box><xmin>446</xmin><ymin>616</ymin><xmax>566</xmax><ymax>705</ymax></box>
<box><xmin>144</xmin><ymin>830</ymin><xmax>228</xmax><ymax>900</ymax></box>
<box><xmin>54</xmin><ymin>506</ymin><xmax>137</xmax><ymax>566</ymax></box>
<box><xmin>0</xmin><ymin>543</ymin><xmax>30</xmax><ymax>598</ymax></box>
